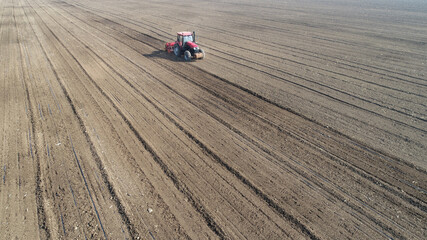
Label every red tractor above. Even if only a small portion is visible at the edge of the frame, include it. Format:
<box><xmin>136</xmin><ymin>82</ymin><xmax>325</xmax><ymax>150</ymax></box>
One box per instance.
<box><xmin>165</xmin><ymin>31</ymin><xmax>205</xmax><ymax>61</ymax></box>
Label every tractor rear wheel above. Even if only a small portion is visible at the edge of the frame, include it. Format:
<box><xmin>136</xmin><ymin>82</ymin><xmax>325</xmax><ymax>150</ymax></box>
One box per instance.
<box><xmin>184</xmin><ymin>50</ymin><xmax>192</xmax><ymax>61</ymax></box>
<box><xmin>173</xmin><ymin>43</ymin><xmax>181</xmax><ymax>57</ymax></box>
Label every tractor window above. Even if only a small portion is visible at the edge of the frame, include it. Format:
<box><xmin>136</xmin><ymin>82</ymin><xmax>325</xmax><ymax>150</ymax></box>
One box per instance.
<box><xmin>183</xmin><ymin>35</ymin><xmax>193</xmax><ymax>44</ymax></box>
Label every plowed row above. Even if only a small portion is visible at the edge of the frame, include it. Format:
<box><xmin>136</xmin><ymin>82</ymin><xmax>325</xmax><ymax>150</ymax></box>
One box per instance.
<box><xmin>1</xmin><ymin>0</ymin><xmax>426</xmax><ymax>239</ymax></box>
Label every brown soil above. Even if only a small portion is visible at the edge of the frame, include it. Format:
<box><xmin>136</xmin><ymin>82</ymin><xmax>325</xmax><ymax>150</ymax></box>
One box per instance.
<box><xmin>1</xmin><ymin>0</ymin><xmax>426</xmax><ymax>239</ymax></box>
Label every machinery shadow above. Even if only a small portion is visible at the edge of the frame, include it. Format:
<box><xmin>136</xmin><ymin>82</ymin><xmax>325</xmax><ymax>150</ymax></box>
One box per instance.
<box><xmin>143</xmin><ymin>50</ymin><xmax>185</xmax><ymax>62</ymax></box>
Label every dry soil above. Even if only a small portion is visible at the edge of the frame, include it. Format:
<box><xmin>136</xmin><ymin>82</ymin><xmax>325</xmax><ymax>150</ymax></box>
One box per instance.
<box><xmin>0</xmin><ymin>0</ymin><xmax>426</xmax><ymax>239</ymax></box>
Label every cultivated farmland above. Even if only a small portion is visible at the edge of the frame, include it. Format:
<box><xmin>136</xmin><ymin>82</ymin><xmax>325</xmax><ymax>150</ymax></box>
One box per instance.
<box><xmin>1</xmin><ymin>0</ymin><xmax>426</xmax><ymax>239</ymax></box>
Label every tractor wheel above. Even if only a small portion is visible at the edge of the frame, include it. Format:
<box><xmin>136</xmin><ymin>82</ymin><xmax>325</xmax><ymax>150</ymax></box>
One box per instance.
<box><xmin>173</xmin><ymin>43</ymin><xmax>181</xmax><ymax>57</ymax></box>
<box><xmin>184</xmin><ymin>50</ymin><xmax>192</xmax><ymax>61</ymax></box>
<box><xmin>200</xmin><ymin>49</ymin><xmax>205</xmax><ymax>59</ymax></box>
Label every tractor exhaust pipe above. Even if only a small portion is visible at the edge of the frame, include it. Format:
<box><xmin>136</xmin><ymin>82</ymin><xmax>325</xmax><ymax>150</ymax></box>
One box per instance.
<box><xmin>193</xmin><ymin>31</ymin><xmax>196</xmax><ymax>43</ymax></box>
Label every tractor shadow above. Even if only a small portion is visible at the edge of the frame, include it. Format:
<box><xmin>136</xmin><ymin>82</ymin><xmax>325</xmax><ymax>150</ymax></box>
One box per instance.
<box><xmin>143</xmin><ymin>50</ymin><xmax>185</xmax><ymax>62</ymax></box>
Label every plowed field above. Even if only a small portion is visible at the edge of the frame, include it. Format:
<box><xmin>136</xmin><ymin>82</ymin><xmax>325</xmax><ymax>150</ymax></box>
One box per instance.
<box><xmin>1</xmin><ymin>0</ymin><xmax>426</xmax><ymax>239</ymax></box>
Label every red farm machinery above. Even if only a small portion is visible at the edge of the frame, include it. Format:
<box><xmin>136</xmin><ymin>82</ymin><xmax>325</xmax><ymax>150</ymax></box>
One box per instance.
<box><xmin>165</xmin><ymin>31</ymin><xmax>205</xmax><ymax>61</ymax></box>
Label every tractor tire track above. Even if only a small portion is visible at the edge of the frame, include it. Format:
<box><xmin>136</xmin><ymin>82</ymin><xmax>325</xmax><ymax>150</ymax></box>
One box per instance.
<box><xmin>13</xmin><ymin>2</ymin><xmax>51</xmax><ymax>238</ymax></box>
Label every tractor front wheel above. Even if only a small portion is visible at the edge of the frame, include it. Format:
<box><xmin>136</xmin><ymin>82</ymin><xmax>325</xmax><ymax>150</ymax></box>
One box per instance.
<box><xmin>173</xmin><ymin>43</ymin><xmax>181</xmax><ymax>57</ymax></box>
<box><xmin>184</xmin><ymin>50</ymin><xmax>192</xmax><ymax>61</ymax></box>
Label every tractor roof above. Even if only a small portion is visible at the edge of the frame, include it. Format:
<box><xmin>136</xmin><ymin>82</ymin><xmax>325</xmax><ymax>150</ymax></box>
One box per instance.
<box><xmin>177</xmin><ymin>32</ymin><xmax>193</xmax><ymax>36</ymax></box>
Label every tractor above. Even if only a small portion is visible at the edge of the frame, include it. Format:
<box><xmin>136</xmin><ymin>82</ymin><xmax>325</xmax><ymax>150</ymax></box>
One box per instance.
<box><xmin>165</xmin><ymin>31</ymin><xmax>205</xmax><ymax>61</ymax></box>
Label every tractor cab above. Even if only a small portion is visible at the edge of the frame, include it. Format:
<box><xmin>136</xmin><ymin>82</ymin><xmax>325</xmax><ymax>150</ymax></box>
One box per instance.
<box><xmin>177</xmin><ymin>32</ymin><xmax>194</xmax><ymax>46</ymax></box>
